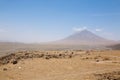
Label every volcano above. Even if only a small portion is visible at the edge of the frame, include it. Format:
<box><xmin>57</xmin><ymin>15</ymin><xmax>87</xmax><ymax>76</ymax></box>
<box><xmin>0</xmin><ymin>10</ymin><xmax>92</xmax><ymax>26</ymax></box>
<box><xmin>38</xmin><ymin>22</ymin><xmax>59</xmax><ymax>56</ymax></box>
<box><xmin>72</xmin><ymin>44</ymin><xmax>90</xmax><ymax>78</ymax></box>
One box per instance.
<box><xmin>52</xmin><ymin>30</ymin><xmax>116</xmax><ymax>46</ymax></box>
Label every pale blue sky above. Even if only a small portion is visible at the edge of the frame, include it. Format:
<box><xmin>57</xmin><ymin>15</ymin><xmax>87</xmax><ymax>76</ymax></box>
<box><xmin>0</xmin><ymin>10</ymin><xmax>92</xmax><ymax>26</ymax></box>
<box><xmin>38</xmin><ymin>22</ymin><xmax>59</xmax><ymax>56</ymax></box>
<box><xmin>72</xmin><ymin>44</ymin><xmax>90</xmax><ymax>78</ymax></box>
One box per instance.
<box><xmin>0</xmin><ymin>0</ymin><xmax>120</xmax><ymax>43</ymax></box>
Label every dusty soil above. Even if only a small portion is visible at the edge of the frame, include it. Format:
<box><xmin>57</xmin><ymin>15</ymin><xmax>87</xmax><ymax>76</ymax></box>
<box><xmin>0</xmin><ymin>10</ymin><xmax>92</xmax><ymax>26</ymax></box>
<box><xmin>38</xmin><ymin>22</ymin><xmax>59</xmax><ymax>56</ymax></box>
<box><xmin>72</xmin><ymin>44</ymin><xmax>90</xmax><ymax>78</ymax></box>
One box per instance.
<box><xmin>0</xmin><ymin>50</ymin><xmax>120</xmax><ymax>80</ymax></box>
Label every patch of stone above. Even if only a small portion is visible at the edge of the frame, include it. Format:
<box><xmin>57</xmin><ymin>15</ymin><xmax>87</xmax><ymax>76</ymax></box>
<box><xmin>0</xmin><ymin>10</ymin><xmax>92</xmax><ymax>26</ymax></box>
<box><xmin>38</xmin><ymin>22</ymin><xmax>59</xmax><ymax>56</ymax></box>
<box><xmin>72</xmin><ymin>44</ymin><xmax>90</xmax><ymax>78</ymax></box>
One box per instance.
<box><xmin>94</xmin><ymin>71</ymin><xmax>120</xmax><ymax>80</ymax></box>
<box><xmin>82</xmin><ymin>55</ymin><xmax>111</xmax><ymax>62</ymax></box>
<box><xmin>0</xmin><ymin>51</ymin><xmax>76</xmax><ymax>65</ymax></box>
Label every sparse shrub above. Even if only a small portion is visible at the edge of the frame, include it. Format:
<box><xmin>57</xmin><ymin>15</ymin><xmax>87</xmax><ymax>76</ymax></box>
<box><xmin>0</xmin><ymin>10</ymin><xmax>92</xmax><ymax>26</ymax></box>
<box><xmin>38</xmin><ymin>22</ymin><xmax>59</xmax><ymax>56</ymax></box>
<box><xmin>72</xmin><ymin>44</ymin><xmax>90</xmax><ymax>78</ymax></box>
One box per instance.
<box><xmin>85</xmin><ymin>57</ymin><xmax>89</xmax><ymax>59</ymax></box>
<box><xmin>45</xmin><ymin>56</ymin><xmax>50</xmax><ymax>60</ymax></box>
<box><xmin>12</xmin><ymin>60</ymin><xmax>18</xmax><ymax>64</ymax></box>
<box><xmin>96</xmin><ymin>60</ymin><xmax>99</xmax><ymax>62</ymax></box>
<box><xmin>71</xmin><ymin>52</ymin><xmax>74</xmax><ymax>54</ymax></box>
<box><xmin>69</xmin><ymin>55</ymin><xmax>72</xmax><ymax>58</ymax></box>
<box><xmin>103</xmin><ymin>57</ymin><xmax>110</xmax><ymax>61</ymax></box>
<box><xmin>59</xmin><ymin>54</ymin><xmax>62</xmax><ymax>56</ymax></box>
<box><xmin>3</xmin><ymin>68</ymin><xmax>7</xmax><ymax>71</ymax></box>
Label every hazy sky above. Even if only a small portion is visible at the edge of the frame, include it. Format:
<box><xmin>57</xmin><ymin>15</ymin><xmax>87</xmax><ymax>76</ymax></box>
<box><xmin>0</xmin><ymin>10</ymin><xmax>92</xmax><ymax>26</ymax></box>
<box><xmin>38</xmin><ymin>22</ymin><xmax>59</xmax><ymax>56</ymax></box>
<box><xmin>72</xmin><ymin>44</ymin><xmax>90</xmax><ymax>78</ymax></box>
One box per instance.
<box><xmin>0</xmin><ymin>0</ymin><xmax>120</xmax><ymax>43</ymax></box>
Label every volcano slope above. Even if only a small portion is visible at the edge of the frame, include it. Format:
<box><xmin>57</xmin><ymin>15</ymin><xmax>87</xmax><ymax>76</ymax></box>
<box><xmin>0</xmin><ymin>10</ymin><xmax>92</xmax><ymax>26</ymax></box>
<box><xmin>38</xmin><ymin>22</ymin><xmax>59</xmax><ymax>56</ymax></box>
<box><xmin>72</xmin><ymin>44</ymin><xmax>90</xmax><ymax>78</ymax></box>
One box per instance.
<box><xmin>0</xmin><ymin>50</ymin><xmax>120</xmax><ymax>80</ymax></box>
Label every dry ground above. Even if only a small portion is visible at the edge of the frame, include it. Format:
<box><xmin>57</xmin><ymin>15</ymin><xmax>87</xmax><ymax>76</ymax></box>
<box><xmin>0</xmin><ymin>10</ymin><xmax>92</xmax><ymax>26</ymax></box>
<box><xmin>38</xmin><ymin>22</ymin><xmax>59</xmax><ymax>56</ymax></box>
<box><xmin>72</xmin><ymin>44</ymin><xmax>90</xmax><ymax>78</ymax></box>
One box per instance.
<box><xmin>0</xmin><ymin>50</ymin><xmax>120</xmax><ymax>80</ymax></box>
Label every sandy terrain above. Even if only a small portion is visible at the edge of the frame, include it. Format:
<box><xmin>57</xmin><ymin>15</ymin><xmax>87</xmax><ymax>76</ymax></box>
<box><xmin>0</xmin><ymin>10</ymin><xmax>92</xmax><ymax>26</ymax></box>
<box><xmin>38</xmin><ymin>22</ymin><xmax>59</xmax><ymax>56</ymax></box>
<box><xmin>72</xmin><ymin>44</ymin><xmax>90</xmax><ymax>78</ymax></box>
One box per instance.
<box><xmin>0</xmin><ymin>50</ymin><xmax>120</xmax><ymax>80</ymax></box>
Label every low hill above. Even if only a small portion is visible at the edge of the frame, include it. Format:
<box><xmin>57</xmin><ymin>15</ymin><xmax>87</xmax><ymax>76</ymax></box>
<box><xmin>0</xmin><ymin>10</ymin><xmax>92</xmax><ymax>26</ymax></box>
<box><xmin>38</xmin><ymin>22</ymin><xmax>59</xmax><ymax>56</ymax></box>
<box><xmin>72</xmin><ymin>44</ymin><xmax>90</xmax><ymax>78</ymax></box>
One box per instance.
<box><xmin>108</xmin><ymin>44</ymin><xmax>120</xmax><ymax>50</ymax></box>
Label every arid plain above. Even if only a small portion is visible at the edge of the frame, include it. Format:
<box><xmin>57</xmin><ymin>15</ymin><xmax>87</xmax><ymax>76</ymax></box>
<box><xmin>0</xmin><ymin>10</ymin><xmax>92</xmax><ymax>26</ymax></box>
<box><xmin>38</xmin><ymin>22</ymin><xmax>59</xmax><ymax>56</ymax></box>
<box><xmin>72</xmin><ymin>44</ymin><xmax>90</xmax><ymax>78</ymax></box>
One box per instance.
<box><xmin>0</xmin><ymin>50</ymin><xmax>120</xmax><ymax>80</ymax></box>
<box><xmin>0</xmin><ymin>30</ymin><xmax>120</xmax><ymax>80</ymax></box>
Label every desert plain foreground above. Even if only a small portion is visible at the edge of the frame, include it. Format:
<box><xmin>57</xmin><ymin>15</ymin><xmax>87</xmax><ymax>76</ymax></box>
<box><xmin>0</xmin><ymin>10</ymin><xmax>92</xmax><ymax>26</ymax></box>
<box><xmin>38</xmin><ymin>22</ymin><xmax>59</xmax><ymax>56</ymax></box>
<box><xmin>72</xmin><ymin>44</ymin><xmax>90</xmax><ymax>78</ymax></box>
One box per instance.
<box><xmin>0</xmin><ymin>50</ymin><xmax>120</xmax><ymax>80</ymax></box>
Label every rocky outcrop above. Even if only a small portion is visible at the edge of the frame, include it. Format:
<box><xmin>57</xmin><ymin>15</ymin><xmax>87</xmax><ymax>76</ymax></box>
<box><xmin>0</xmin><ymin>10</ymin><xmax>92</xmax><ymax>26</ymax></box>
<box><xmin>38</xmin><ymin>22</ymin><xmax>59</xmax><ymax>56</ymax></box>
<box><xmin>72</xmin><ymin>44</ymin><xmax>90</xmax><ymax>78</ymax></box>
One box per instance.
<box><xmin>0</xmin><ymin>51</ymin><xmax>75</xmax><ymax>65</ymax></box>
<box><xmin>94</xmin><ymin>71</ymin><xmax>120</xmax><ymax>80</ymax></box>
